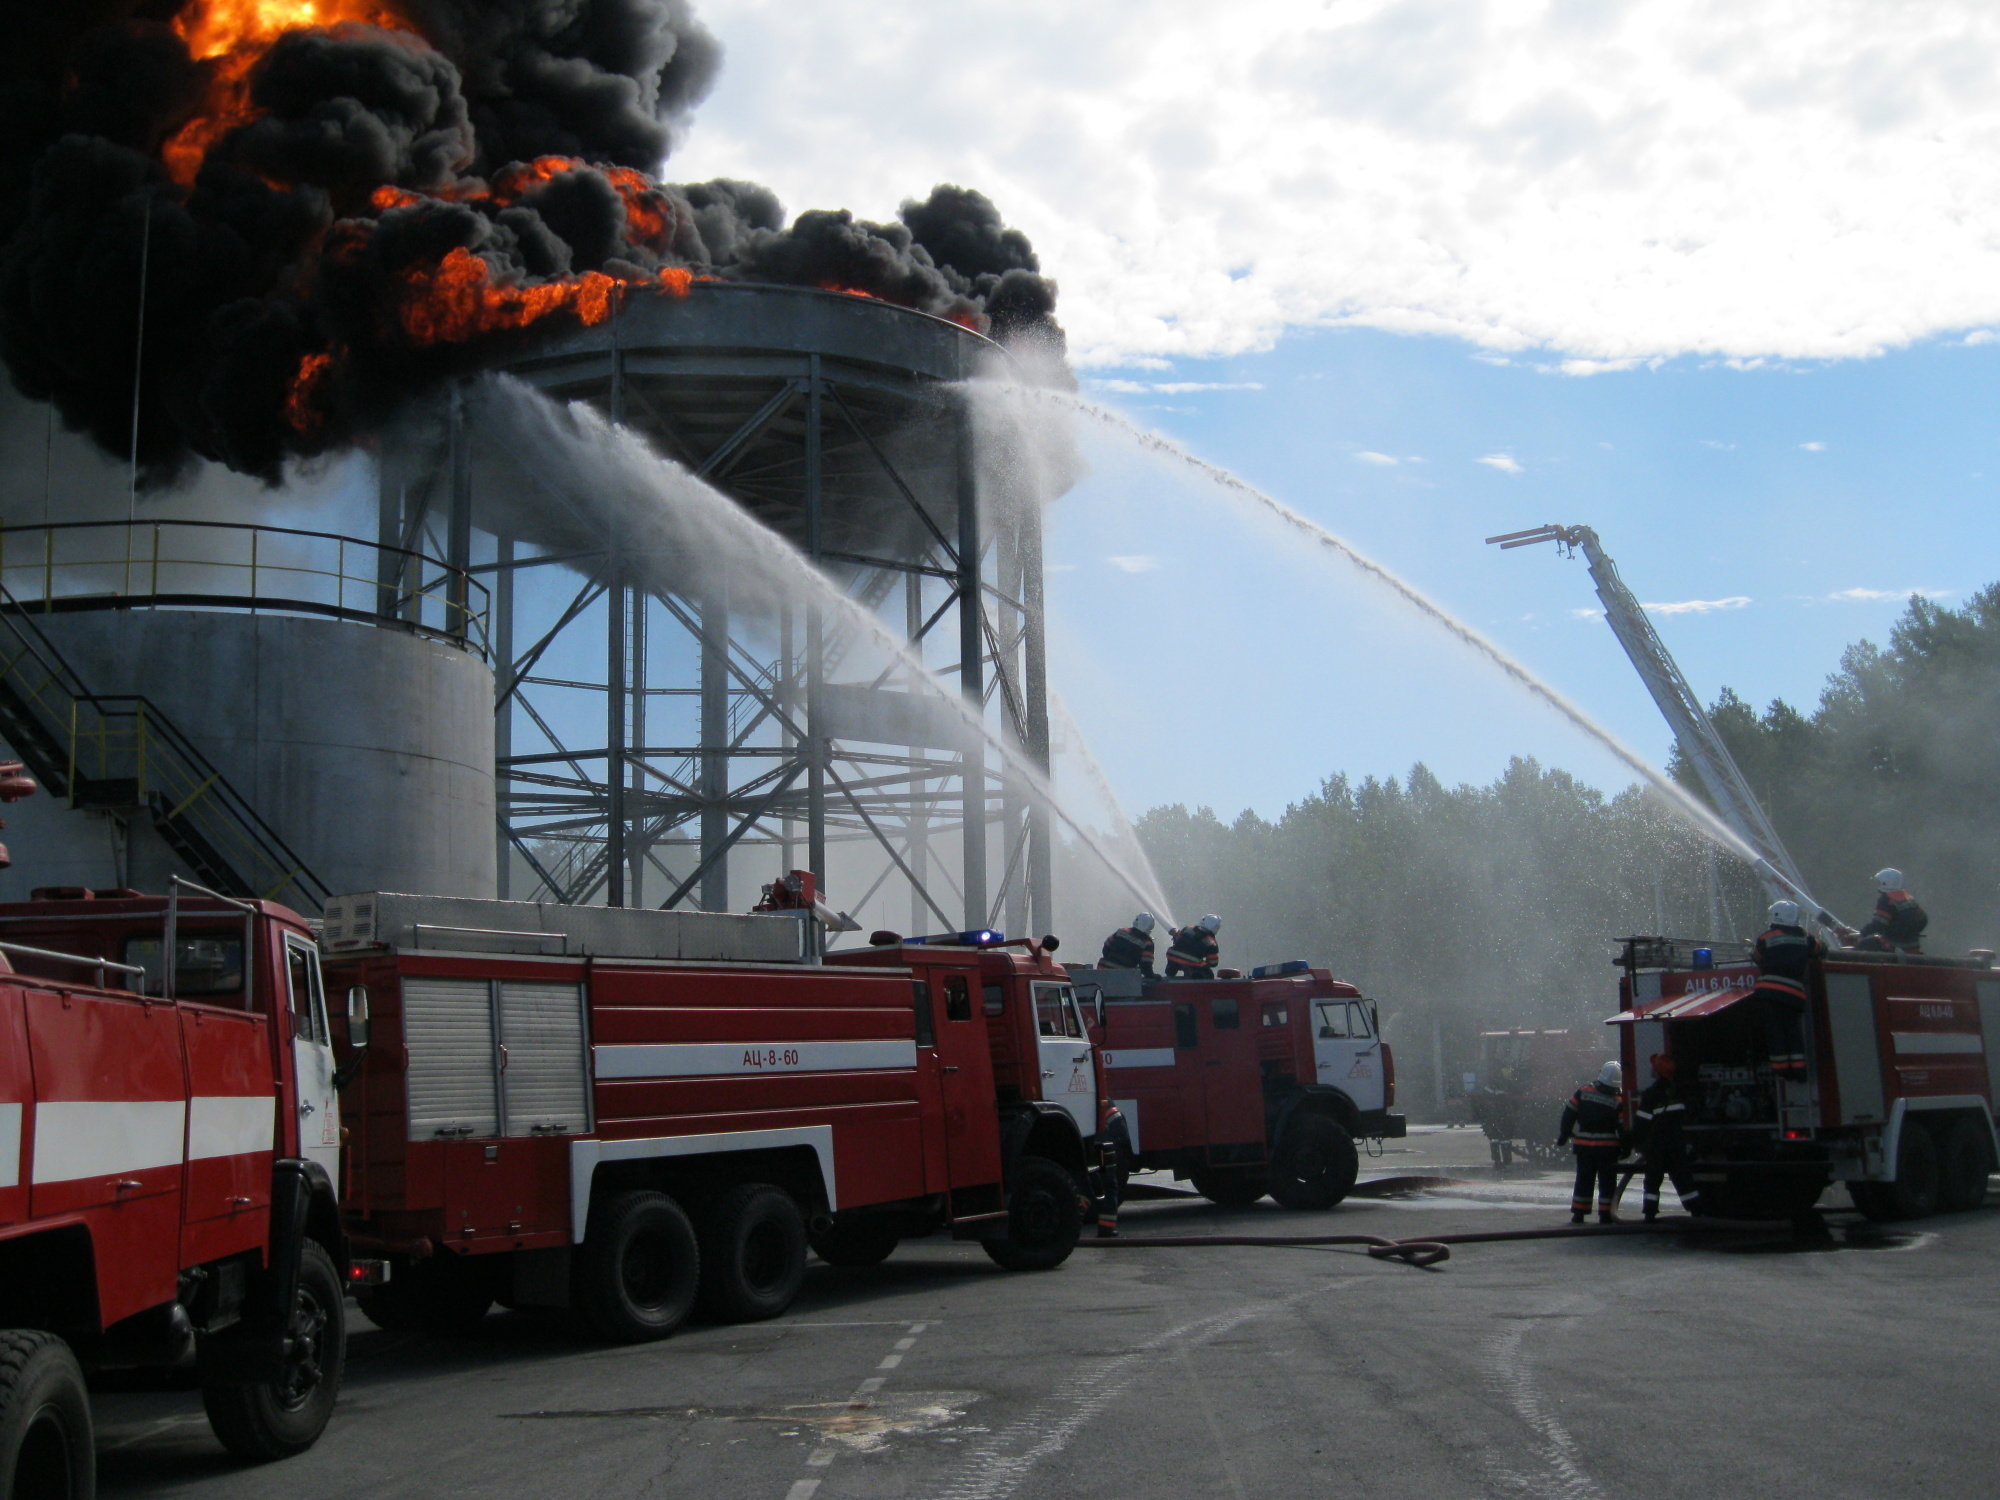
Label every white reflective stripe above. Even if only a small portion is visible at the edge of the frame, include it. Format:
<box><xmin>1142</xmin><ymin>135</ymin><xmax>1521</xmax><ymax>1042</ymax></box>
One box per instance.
<box><xmin>571</xmin><ymin>1125</ymin><xmax>836</xmax><ymax>1242</ymax></box>
<box><xmin>1102</xmin><ymin>1048</ymin><xmax>1176</xmax><ymax>1069</ymax></box>
<box><xmin>32</xmin><ymin>1100</ymin><xmax>186</xmax><ymax>1184</ymax></box>
<box><xmin>187</xmin><ymin>1096</ymin><xmax>276</xmax><ymax>1161</ymax></box>
<box><xmin>1891</xmin><ymin>1032</ymin><xmax>1984</xmax><ymax>1055</ymax></box>
<box><xmin>593</xmin><ymin>1040</ymin><xmax>917</xmax><ymax>1080</ymax></box>
<box><xmin>0</xmin><ymin>1103</ymin><xmax>19</xmax><ymax>1189</ymax></box>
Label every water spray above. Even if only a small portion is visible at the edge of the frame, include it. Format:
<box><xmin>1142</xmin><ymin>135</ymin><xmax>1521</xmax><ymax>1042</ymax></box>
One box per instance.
<box><xmin>480</xmin><ymin>377</ymin><xmax>1169</xmax><ymax>923</ymax></box>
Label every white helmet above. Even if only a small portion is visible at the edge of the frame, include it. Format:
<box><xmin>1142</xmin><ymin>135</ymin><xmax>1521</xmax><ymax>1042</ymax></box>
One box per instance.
<box><xmin>1198</xmin><ymin>913</ymin><xmax>1222</xmax><ymax>934</ymax></box>
<box><xmin>1597</xmin><ymin>1060</ymin><xmax>1622</xmax><ymax>1089</ymax></box>
<box><xmin>1769</xmin><ymin>900</ymin><xmax>1801</xmax><ymax>928</ymax></box>
<box><xmin>1876</xmin><ymin>868</ymin><xmax>1904</xmax><ymax>891</ymax></box>
<box><xmin>1132</xmin><ymin>913</ymin><xmax>1156</xmax><ymax>934</ymax></box>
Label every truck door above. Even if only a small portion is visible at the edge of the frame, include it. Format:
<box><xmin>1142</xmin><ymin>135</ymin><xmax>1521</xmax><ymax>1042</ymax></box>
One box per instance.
<box><xmin>1198</xmin><ymin>995</ymin><xmax>1264</xmax><ymax>1148</ymax></box>
<box><xmin>1032</xmin><ymin>982</ymin><xmax>1097</xmax><ymax>1137</ymax></box>
<box><xmin>933</xmin><ymin>972</ymin><xmax>1003</xmax><ymax>1191</ymax></box>
<box><xmin>1314</xmin><ymin>998</ymin><xmax>1382</xmax><ymax>1110</ymax></box>
<box><xmin>283</xmin><ymin>934</ymin><xmax>341</xmax><ymax>1184</ymax></box>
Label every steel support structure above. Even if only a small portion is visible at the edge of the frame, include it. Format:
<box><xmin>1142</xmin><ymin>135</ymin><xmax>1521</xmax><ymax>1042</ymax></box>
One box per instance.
<box><xmin>413</xmin><ymin>285</ymin><xmax>1052</xmax><ymax>933</ymax></box>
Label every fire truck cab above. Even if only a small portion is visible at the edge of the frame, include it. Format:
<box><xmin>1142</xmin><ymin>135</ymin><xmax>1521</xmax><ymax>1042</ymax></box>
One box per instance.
<box><xmin>1613</xmin><ymin>936</ymin><xmax>2000</xmax><ymax>1220</ymax></box>
<box><xmin>0</xmin><ymin>882</ymin><xmax>355</xmax><ymax>1495</ymax></box>
<box><xmin>1069</xmin><ymin>962</ymin><xmax>1403</xmax><ymax>1209</ymax></box>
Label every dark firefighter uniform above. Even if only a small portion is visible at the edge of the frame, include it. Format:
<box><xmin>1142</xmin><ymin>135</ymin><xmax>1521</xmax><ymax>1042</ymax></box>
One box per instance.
<box><xmin>1100</xmin><ymin>925</ymin><xmax>1156</xmax><ymax>976</ymax></box>
<box><xmin>1752</xmin><ymin>921</ymin><xmax>1824</xmax><ymax>1082</ymax></box>
<box><xmin>1635</xmin><ymin>1062</ymin><xmax>1700</xmax><ymax>1220</ymax></box>
<box><xmin>1164</xmin><ymin>925</ymin><xmax>1219</xmax><ymax>979</ymax></box>
<box><xmin>1558</xmin><ymin>1077</ymin><xmax>1624</xmax><ymax>1224</ymax></box>
<box><xmin>1859</xmin><ymin>887</ymin><xmax>1928</xmax><ymax>954</ymax></box>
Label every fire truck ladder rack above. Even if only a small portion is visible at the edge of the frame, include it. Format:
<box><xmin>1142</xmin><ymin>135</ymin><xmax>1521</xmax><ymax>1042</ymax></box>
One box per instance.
<box><xmin>1486</xmin><ymin>523</ymin><xmax>1837</xmax><ymax>928</ymax></box>
<box><xmin>0</xmin><ymin>590</ymin><xmax>331</xmax><ymax>912</ymax></box>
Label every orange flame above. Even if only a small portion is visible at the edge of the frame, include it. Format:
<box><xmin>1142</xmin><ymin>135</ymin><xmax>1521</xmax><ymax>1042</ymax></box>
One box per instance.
<box><xmin>393</xmin><ymin>248</ymin><xmax>695</xmax><ymax>347</ymax></box>
<box><xmin>164</xmin><ymin>0</ymin><xmax>411</xmax><ymax>185</ymax></box>
<box><xmin>285</xmin><ymin>350</ymin><xmax>334</xmax><ymax>432</ymax></box>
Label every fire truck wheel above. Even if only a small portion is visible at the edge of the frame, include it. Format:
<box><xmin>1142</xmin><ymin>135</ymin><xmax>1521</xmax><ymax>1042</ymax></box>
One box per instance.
<box><xmin>1938</xmin><ymin>1119</ymin><xmax>1993</xmax><ymax>1212</ymax></box>
<box><xmin>698</xmin><ymin>1185</ymin><xmax>808</xmax><ymax>1322</ymax></box>
<box><xmin>0</xmin><ymin>1330</ymin><xmax>93</xmax><ymax>1500</ymax></box>
<box><xmin>983</xmin><ymin>1157</ymin><xmax>1085</xmax><ymax>1271</ymax></box>
<box><xmin>202</xmin><ymin>1239</ymin><xmax>345</xmax><ymax>1463</ymax></box>
<box><xmin>809</xmin><ymin>1219</ymin><xmax>901</xmax><ymax>1268</ymax></box>
<box><xmin>573</xmin><ymin>1191</ymin><xmax>701</xmax><ymax>1343</ymax></box>
<box><xmin>1269</xmin><ymin>1115</ymin><xmax>1360</xmax><ymax>1211</ymax></box>
<box><xmin>1879</xmin><ymin>1120</ymin><xmax>1943</xmax><ymax>1221</ymax></box>
<box><xmin>1188</xmin><ymin>1169</ymin><xmax>1269</xmax><ymax>1207</ymax></box>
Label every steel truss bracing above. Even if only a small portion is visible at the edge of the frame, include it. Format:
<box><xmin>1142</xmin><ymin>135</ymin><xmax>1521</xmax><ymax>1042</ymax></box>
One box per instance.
<box><xmin>386</xmin><ymin>284</ymin><xmax>1053</xmax><ymax>935</ymax></box>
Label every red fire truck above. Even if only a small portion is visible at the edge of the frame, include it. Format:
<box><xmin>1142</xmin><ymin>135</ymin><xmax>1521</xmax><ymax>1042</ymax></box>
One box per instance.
<box><xmin>324</xmin><ymin>888</ymin><xmax>1110</xmax><ymax>1340</ymax></box>
<box><xmin>1469</xmin><ymin>1027</ymin><xmax>1609</xmax><ymax>1168</ymax></box>
<box><xmin>1068</xmin><ymin>962</ymin><xmax>1403</xmax><ymax>1209</ymax></box>
<box><xmin>1612</xmin><ymin>936</ymin><xmax>2000</xmax><ymax>1220</ymax></box>
<box><xmin>0</xmin><ymin>879</ymin><xmax>359</xmax><ymax>1497</ymax></box>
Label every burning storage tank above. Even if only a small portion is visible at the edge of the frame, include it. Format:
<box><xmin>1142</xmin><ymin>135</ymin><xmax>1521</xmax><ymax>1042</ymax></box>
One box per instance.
<box><xmin>398</xmin><ymin>278</ymin><xmax>1054</xmax><ymax>936</ymax></box>
<box><xmin>0</xmin><ymin>0</ymin><xmax>1067</xmax><ymax>924</ymax></box>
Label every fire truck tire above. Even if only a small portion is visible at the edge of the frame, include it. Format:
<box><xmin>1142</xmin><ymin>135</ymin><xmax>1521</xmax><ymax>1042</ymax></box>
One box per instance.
<box><xmin>809</xmin><ymin>1219</ymin><xmax>900</xmax><ymax>1268</ymax></box>
<box><xmin>1938</xmin><ymin>1118</ymin><xmax>1992</xmax><ymax>1212</ymax></box>
<box><xmin>1269</xmin><ymin>1116</ymin><xmax>1360</xmax><ymax>1211</ymax></box>
<box><xmin>201</xmin><ymin>1239</ymin><xmax>344</xmax><ymax>1463</ymax></box>
<box><xmin>0</xmin><ymin>1330</ymin><xmax>93</xmax><ymax>1500</ymax></box>
<box><xmin>573</xmin><ymin>1191</ymin><xmax>701</xmax><ymax>1343</ymax></box>
<box><xmin>1856</xmin><ymin>1120</ymin><xmax>1943</xmax><ymax>1222</ymax></box>
<box><xmin>1188</xmin><ymin>1169</ymin><xmax>1269</xmax><ymax>1207</ymax></box>
<box><xmin>698</xmin><ymin>1185</ymin><xmax>808</xmax><ymax>1322</ymax></box>
<box><xmin>983</xmin><ymin>1157</ymin><xmax>1084</xmax><ymax>1271</ymax></box>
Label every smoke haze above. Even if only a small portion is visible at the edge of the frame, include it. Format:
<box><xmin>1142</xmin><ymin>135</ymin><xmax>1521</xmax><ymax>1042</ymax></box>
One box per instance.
<box><xmin>0</xmin><ymin>0</ymin><xmax>1063</xmax><ymax>487</ymax></box>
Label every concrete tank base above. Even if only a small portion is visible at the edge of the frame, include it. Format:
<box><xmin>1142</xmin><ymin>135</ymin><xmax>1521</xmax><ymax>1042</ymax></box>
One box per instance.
<box><xmin>0</xmin><ymin>610</ymin><xmax>496</xmax><ymax>904</ymax></box>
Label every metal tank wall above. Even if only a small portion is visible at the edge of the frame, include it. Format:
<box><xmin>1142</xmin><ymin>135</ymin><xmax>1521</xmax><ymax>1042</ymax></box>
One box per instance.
<box><xmin>0</xmin><ymin>610</ymin><xmax>495</xmax><ymax>903</ymax></box>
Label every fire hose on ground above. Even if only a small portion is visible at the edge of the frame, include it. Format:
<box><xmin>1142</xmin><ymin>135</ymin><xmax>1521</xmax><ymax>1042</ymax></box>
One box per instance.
<box><xmin>1072</xmin><ymin>1214</ymin><xmax>1803</xmax><ymax>1270</ymax></box>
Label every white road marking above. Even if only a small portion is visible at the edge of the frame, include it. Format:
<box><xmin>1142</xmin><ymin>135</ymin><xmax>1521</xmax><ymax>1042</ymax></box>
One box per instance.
<box><xmin>877</xmin><ymin>1354</ymin><xmax>902</xmax><ymax>1369</ymax></box>
<box><xmin>784</xmin><ymin>1482</ymin><xmax>820</xmax><ymax>1500</ymax></box>
<box><xmin>933</xmin><ymin>1299</ymin><xmax>1306</xmax><ymax>1500</ymax></box>
<box><xmin>806</xmin><ymin>1449</ymin><xmax>835</xmax><ymax>1467</ymax></box>
<box><xmin>856</xmin><ymin>1377</ymin><xmax>885</xmax><ymax>1394</ymax></box>
<box><xmin>893</xmin><ymin>1338</ymin><xmax>916</xmax><ymax>1350</ymax></box>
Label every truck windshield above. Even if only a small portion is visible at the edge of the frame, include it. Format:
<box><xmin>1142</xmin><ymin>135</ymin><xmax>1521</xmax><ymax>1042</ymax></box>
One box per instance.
<box><xmin>123</xmin><ymin>932</ymin><xmax>246</xmax><ymax>1000</ymax></box>
<box><xmin>1033</xmin><ymin>982</ymin><xmax>1083</xmax><ymax>1038</ymax></box>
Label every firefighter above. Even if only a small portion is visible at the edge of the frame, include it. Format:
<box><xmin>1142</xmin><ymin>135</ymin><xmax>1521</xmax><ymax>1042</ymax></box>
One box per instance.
<box><xmin>1857</xmin><ymin>868</ymin><xmax>1928</xmax><ymax>954</ymax></box>
<box><xmin>1558</xmin><ymin>1060</ymin><xmax>1624</xmax><ymax>1225</ymax></box>
<box><xmin>1164</xmin><ymin>914</ymin><xmax>1221</xmax><ymax>979</ymax></box>
<box><xmin>1753</xmin><ymin>899</ymin><xmax>1823</xmax><ymax>1082</ymax></box>
<box><xmin>1635</xmin><ymin>1053</ymin><xmax>1700</xmax><ymax>1221</ymax></box>
<box><xmin>1101</xmin><ymin>913</ymin><xmax>1158</xmax><ymax>976</ymax></box>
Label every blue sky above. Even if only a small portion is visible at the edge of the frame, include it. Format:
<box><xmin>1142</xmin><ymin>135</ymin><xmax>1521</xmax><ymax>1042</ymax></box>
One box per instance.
<box><xmin>1042</xmin><ymin>329</ymin><xmax>2000</xmax><ymax>818</ymax></box>
<box><xmin>671</xmin><ymin>0</ymin><xmax>2000</xmax><ymax>824</ymax></box>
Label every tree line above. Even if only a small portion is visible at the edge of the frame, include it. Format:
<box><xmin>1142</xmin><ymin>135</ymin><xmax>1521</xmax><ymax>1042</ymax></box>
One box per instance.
<box><xmin>1132</xmin><ymin>586</ymin><xmax>1999</xmax><ymax>1107</ymax></box>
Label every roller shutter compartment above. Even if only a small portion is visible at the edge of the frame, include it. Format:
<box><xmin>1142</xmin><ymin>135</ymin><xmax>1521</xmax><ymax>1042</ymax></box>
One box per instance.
<box><xmin>403</xmin><ymin>979</ymin><xmax>498</xmax><ymax>1139</ymax></box>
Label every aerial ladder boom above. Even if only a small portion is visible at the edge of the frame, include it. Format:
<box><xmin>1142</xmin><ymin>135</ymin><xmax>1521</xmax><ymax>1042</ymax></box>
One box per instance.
<box><xmin>1487</xmin><ymin>524</ymin><xmax>1843</xmax><ymax>935</ymax></box>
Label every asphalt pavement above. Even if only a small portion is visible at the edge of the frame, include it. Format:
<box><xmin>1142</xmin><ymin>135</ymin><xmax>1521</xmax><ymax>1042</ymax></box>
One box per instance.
<box><xmin>91</xmin><ymin>1125</ymin><xmax>2000</xmax><ymax>1499</ymax></box>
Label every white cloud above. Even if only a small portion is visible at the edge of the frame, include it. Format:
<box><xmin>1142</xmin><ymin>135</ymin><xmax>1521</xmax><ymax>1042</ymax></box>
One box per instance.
<box><xmin>1643</xmin><ymin>596</ymin><xmax>1752</xmax><ymax>615</ymax></box>
<box><xmin>1354</xmin><ymin>451</ymin><xmax>1400</xmax><ymax>466</ymax></box>
<box><xmin>676</xmin><ymin>2</ymin><xmax>2000</xmax><ymax>367</ymax></box>
<box><xmin>1107</xmin><ymin>554</ymin><xmax>1159</xmax><ymax>573</ymax></box>
<box><xmin>1700</xmin><ymin>439</ymin><xmax>1736</xmax><ymax>450</ymax></box>
<box><xmin>1570</xmin><ymin>607</ymin><xmax>1605</xmax><ymax>621</ymax></box>
<box><xmin>1478</xmin><ymin>453</ymin><xmax>1524</xmax><ymax>474</ymax></box>
<box><xmin>1087</xmin><ymin>379</ymin><xmax>1262</xmax><ymax>394</ymax></box>
<box><xmin>1799</xmin><ymin>441</ymin><xmax>1827</xmax><ymax>451</ymax></box>
<box><xmin>1826</xmin><ymin>586</ymin><xmax>1951</xmax><ymax>603</ymax></box>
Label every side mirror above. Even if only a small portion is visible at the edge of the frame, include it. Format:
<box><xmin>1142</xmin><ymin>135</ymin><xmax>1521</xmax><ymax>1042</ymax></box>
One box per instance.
<box><xmin>346</xmin><ymin>986</ymin><xmax>371</xmax><ymax>1049</ymax></box>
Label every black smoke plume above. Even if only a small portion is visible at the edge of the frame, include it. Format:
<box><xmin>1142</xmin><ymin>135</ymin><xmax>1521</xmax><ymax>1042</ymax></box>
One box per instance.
<box><xmin>0</xmin><ymin>0</ymin><xmax>1064</xmax><ymax>485</ymax></box>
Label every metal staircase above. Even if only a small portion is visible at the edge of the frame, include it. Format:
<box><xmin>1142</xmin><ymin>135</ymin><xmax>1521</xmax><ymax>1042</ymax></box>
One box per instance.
<box><xmin>0</xmin><ymin>596</ymin><xmax>330</xmax><ymax>913</ymax></box>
